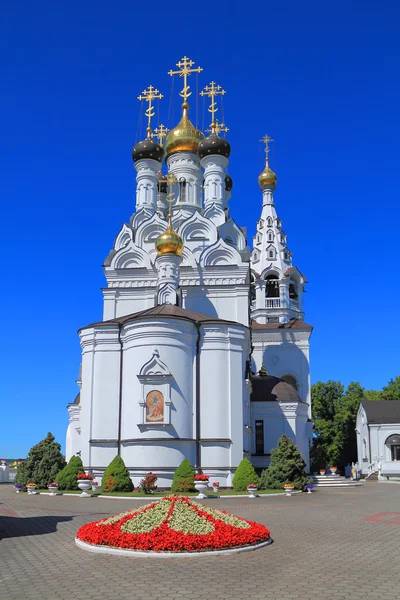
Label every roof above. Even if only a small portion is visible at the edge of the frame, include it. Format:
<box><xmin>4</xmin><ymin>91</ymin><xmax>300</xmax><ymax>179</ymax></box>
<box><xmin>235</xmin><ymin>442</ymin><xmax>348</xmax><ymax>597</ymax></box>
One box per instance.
<box><xmin>250</xmin><ymin>374</ymin><xmax>305</xmax><ymax>404</ymax></box>
<box><xmin>251</xmin><ymin>318</ymin><xmax>313</xmax><ymax>331</ymax></box>
<box><xmin>362</xmin><ymin>400</ymin><xmax>400</xmax><ymax>424</ymax></box>
<box><xmin>68</xmin><ymin>393</ymin><xmax>80</xmax><ymax>407</ymax></box>
<box><xmin>79</xmin><ymin>305</ymin><xmax>244</xmax><ymax>333</ymax></box>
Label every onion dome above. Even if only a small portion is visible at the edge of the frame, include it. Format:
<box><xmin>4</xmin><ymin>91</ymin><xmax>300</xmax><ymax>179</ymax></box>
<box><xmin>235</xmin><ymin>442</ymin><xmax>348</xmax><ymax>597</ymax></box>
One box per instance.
<box><xmin>132</xmin><ymin>130</ymin><xmax>164</xmax><ymax>163</ymax></box>
<box><xmin>258</xmin><ymin>162</ymin><xmax>277</xmax><ymax>190</ymax></box>
<box><xmin>225</xmin><ymin>173</ymin><xmax>233</xmax><ymax>192</ymax></box>
<box><xmin>164</xmin><ymin>103</ymin><xmax>204</xmax><ymax>157</ymax></box>
<box><xmin>76</xmin><ymin>495</ymin><xmax>271</xmax><ymax>554</ymax></box>
<box><xmin>157</xmin><ymin>173</ymin><xmax>168</xmax><ymax>194</ymax></box>
<box><xmin>198</xmin><ymin>133</ymin><xmax>231</xmax><ymax>159</ymax></box>
<box><xmin>155</xmin><ymin>216</ymin><xmax>184</xmax><ymax>256</ymax></box>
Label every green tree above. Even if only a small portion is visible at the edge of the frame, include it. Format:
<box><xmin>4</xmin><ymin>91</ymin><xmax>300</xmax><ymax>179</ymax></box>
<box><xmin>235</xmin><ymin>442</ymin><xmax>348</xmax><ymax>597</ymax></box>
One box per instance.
<box><xmin>232</xmin><ymin>458</ymin><xmax>259</xmax><ymax>491</ymax></box>
<box><xmin>382</xmin><ymin>376</ymin><xmax>400</xmax><ymax>400</ymax></box>
<box><xmin>336</xmin><ymin>382</ymin><xmax>366</xmax><ymax>467</ymax></box>
<box><xmin>260</xmin><ymin>434</ymin><xmax>308</xmax><ymax>490</ymax></box>
<box><xmin>55</xmin><ymin>455</ymin><xmax>85</xmax><ymax>490</ymax></box>
<box><xmin>101</xmin><ymin>455</ymin><xmax>134</xmax><ymax>492</ymax></box>
<box><xmin>311</xmin><ymin>381</ymin><xmax>344</xmax><ymax>471</ymax></box>
<box><xmin>171</xmin><ymin>458</ymin><xmax>195</xmax><ymax>492</ymax></box>
<box><xmin>15</xmin><ymin>433</ymin><xmax>66</xmax><ymax>488</ymax></box>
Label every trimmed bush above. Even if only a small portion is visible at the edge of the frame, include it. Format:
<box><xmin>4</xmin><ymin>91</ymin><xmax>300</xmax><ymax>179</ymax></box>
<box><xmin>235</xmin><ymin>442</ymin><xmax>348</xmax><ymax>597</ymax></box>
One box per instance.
<box><xmin>56</xmin><ymin>455</ymin><xmax>85</xmax><ymax>490</ymax></box>
<box><xmin>259</xmin><ymin>434</ymin><xmax>309</xmax><ymax>490</ymax></box>
<box><xmin>101</xmin><ymin>455</ymin><xmax>134</xmax><ymax>492</ymax></box>
<box><xmin>232</xmin><ymin>458</ymin><xmax>260</xmax><ymax>491</ymax></box>
<box><xmin>15</xmin><ymin>432</ymin><xmax>66</xmax><ymax>488</ymax></box>
<box><xmin>171</xmin><ymin>458</ymin><xmax>195</xmax><ymax>493</ymax></box>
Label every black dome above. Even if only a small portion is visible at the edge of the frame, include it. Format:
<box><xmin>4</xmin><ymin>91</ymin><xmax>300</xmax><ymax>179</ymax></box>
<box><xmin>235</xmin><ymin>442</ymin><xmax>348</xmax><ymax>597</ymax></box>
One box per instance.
<box><xmin>158</xmin><ymin>173</ymin><xmax>168</xmax><ymax>194</ymax></box>
<box><xmin>132</xmin><ymin>137</ymin><xmax>164</xmax><ymax>163</ymax></box>
<box><xmin>225</xmin><ymin>173</ymin><xmax>233</xmax><ymax>192</ymax></box>
<box><xmin>198</xmin><ymin>133</ymin><xmax>231</xmax><ymax>159</ymax></box>
<box><xmin>250</xmin><ymin>373</ymin><xmax>304</xmax><ymax>404</ymax></box>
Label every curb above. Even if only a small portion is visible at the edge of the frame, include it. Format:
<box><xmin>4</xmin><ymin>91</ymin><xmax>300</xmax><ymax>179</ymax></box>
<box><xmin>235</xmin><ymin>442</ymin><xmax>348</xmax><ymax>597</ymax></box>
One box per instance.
<box><xmin>75</xmin><ymin>536</ymin><xmax>273</xmax><ymax>558</ymax></box>
<box><xmin>39</xmin><ymin>490</ymin><xmax>303</xmax><ymax>500</ymax></box>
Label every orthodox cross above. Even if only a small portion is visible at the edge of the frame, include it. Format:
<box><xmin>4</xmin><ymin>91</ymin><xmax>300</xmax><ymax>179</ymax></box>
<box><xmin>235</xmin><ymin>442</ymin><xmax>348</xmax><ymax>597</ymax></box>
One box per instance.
<box><xmin>166</xmin><ymin>172</ymin><xmax>177</xmax><ymax>218</ymax></box>
<box><xmin>168</xmin><ymin>56</ymin><xmax>203</xmax><ymax>104</ymax></box>
<box><xmin>137</xmin><ymin>85</ymin><xmax>163</xmax><ymax>134</ymax></box>
<box><xmin>206</xmin><ymin>119</ymin><xmax>229</xmax><ymax>136</ymax></box>
<box><xmin>261</xmin><ymin>134</ymin><xmax>274</xmax><ymax>163</ymax></box>
<box><xmin>153</xmin><ymin>124</ymin><xmax>169</xmax><ymax>145</ymax></box>
<box><xmin>200</xmin><ymin>81</ymin><xmax>226</xmax><ymax>131</ymax></box>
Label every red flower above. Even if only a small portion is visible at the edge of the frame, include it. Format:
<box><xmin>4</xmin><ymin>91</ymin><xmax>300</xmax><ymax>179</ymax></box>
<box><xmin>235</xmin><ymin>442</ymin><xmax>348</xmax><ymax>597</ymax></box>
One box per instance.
<box><xmin>194</xmin><ymin>474</ymin><xmax>209</xmax><ymax>481</ymax></box>
<box><xmin>77</xmin><ymin>473</ymin><xmax>93</xmax><ymax>480</ymax></box>
<box><xmin>76</xmin><ymin>495</ymin><xmax>271</xmax><ymax>553</ymax></box>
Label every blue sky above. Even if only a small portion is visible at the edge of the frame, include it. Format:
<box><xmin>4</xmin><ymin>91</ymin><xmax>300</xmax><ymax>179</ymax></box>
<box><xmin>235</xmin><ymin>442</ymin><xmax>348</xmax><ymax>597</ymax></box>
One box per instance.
<box><xmin>1</xmin><ymin>1</ymin><xmax>399</xmax><ymax>456</ymax></box>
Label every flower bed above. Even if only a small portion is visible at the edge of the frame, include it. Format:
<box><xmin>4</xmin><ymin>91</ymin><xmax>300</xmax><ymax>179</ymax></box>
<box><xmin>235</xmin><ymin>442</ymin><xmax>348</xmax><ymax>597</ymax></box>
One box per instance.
<box><xmin>76</xmin><ymin>495</ymin><xmax>271</xmax><ymax>553</ymax></box>
<box><xmin>77</xmin><ymin>473</ymin><xmax>93</xmax><ymax>480</ymax></box>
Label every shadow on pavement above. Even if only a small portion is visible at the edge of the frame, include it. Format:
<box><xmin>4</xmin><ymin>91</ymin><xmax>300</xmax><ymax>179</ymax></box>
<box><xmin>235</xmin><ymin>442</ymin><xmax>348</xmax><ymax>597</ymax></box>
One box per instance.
<box><xmin>0</xmin><ymin>515</ymin><xmax>73</xmax><ymax>539</ymax></box>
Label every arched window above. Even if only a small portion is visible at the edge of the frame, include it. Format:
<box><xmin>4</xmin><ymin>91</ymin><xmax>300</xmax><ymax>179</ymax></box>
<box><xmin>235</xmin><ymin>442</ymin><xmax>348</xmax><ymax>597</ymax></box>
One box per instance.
<box><xmin>265</xmin><ymin>274</ymin><xmax>279</xmax><ymax>298</ymax></box>
<box><xmin>385</xmin><ymin>435</ymin><xmax>400</xmax><ymax>461</ymax></box>
<box><xmin>281</xmin><ymin>374</ymin><xmax>298</xmax><ymax>390</ymax></box>
<box><xmin>267</xmin><ymin>229</ymin><xmax>274</xmax><ymax>242</ymax></box>
<box><xmin>362</xmin><ymin>439</ymin><xmax>367</xmax><ymax>460</ymax></box>
<box><xmin>250</xmin><ymin>274</ymin><xmax>256</xmax><ymax>302</ymax></box>
<box><xmin>289</xmin><ymin>279</ymin><xmax>298</xmax><ymax>299</ymax></box>
<box><xmin>267</xmin><ymin>217</ymin><xmax>273</xmax><ymax>227</ymax></box>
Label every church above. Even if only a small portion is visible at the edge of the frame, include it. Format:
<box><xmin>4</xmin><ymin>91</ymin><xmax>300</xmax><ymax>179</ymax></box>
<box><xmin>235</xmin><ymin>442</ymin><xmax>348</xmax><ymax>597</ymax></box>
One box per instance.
<box><xmin>66</xmin><ymin>57</ymin><xmax>313</xmax><ymax>487</ymax></box>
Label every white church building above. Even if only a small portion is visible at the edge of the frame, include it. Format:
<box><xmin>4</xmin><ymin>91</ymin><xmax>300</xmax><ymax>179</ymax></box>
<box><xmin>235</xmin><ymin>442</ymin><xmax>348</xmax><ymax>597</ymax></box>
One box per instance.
<box><xmin>66</xmin><ymin>58</ymin><xmax>313</xmax><ymax>487</ymax></box>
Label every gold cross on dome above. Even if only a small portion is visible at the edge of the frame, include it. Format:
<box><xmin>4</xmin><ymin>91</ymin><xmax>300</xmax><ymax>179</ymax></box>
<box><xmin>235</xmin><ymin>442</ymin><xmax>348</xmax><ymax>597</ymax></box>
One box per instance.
<box><xmin>261</xmin><ymin>134</ymin><xmax>274</xmax><ymax>160</ymax></box>
<box><xmin>166</xmin><ymin>172</ymin><xmax>177</xmax><ymax>216</ymax></box>
<box><xmin>168</xmin><ymin>56</ymin><xmax>203</xmax><ymax>104</ymax></box>
<box><xmin>207</xmin><ymin>119</ymin><xmax>229</xmax><ymax>136</ymax></box>
<box><xmin>200</xmin><ymin>81</ymin><xmax>226</xmax><ymax>130</ymax></box>
<box><xmin>153</xmin><ymin>124</ymin><xmax>169</xmax><ymax>145</ymax></box>
<box><xmin>137</xmin><ymin>85</ymin><xmax>163</xmax><ymax>133</ymax></box>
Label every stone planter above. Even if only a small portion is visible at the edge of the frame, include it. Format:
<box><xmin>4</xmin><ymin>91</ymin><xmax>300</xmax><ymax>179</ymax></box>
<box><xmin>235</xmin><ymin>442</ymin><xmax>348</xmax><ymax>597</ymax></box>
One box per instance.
<box><xmin>78</xmin><ymin>481</ymin><xmax>92</xmax><ymax>498</ymax></box>
<box><xmin>27</xmin><ymin>486</ymin><xmax>37</xmax><ymax>495</ymax></box>
<box><xmin>247</xmin><ymin>487</ymin><xmax>257</xmax><ymax>499</ymax></box>
<box><xmin>320</xmin><ymin>470</ymin><xmax>326</xmax><ymax>476</ymax></box>
<box><xmin>48</xmin><ymin>486</ymin><xmax>58</xmax><ymax>496</ymax></box>
<box><xmin>306</xmin><ymin>486</ymin><xmax>313</xmax><ymax>494</ymax></box>
<box><xmin>330</xmin><ymin>467</ymin><xmax>337</xmax><ymax>475</ymax></box>
<box><xmin>284</xmin><ymin>486</ymin><xmax>294</xmax><ymax>496</ymax></box>
<box><xmin>91</xmin><ymin>484</ymin><xmax>99</xmax><ymax>493</ymax></box>
<box><xmin>194</xmin><ymin>481</ymin><xmax>209</xmax><ymax>499</ymax></box>
<box><xmin>212</xmin><ymin>486</ymin><xmax>219</xmax><ymax>494</ymax></box>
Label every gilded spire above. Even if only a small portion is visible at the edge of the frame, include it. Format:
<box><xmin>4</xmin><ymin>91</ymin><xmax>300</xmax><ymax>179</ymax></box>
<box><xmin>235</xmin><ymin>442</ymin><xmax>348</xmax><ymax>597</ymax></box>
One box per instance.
<box><xmin>258</xmin><ymin>134</ymin><xmax>277</xmax><ymax>189</ymax></box>
<box><xmin>200</xmin><ymin>81</ymin><xmax>226</xmax><ymax>133</ymax></box>
<box><xmin>164</xmin><ymin>56</ymin><xmax>204</xmax><ymax>156</ymax></box>
<box><xmin>137</xmin><ymin>85</ymin><xmax>163</xmax><ymax>138</ymax></box>
<box><xmin>155</xmin><ymin>173</ymin><xmax>184</xmax><ymax>256</ymax></box>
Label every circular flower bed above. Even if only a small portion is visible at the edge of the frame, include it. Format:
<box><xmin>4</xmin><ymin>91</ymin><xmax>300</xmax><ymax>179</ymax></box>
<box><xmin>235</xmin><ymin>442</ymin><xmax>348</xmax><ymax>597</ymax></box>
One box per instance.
<box><xmin>76</xmin><ymin>495</ymin><xmax>271</xmax><ymax>555</ymax></box>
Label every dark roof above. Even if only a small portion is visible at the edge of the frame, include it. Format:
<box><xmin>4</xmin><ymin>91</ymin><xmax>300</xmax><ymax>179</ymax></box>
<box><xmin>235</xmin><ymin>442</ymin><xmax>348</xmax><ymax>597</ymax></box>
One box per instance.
<box><xmin>250</xmin><ymin>374</ymin><xmax>305</xmax><ymax>404</ymax></box>
<box><xmin>68</xmin><ymin>393</ymin><xmax>80</xmax><ymax>407</ymax></box>
<box><xmin>79</xmin><ymin>305</ymin><xmax>244</xmax><ymax>333</ymax></box>
<box><xmin>251</xmin><ymin>318</ymin><xmax>313</xmax><ymax>331</ymax></box>
<box><xmin>362</xmin><ymin>400</ymin><xmax>400</xmax><ymax>424</ymax></box>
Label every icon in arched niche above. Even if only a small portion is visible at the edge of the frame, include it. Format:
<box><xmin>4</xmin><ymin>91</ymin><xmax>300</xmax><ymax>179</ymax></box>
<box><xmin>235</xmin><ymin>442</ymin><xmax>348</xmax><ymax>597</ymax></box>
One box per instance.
<box><xmin>146</xmin><ymin>390</ymin><xmax>164</xmax><ymax>422</ymax></box>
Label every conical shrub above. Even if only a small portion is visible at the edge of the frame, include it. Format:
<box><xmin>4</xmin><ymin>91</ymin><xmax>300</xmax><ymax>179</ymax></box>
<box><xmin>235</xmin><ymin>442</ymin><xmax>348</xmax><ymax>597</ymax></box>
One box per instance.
<box><xmin>56</xmin><ymin>455</ymin><xmax>85</xmax><ymax>490</ymax></box>
<box><xmin>171</xmin><ymin>458</ymin><xmax>195</xmax><ymax>492</ymax></box>
<box><xmin>232</xmin><ymin>458</ymin><xmax>260</xmax><ymax>491</ymax></box>
<box><xmin>260</xmin><ymin>434</ymin><xmax>308</xmax><ymax>490</ymax></box>
<box><xmin>101</xmin><ymin>455</ymin><xmax>134</xmax><ymax>492</ymax></box>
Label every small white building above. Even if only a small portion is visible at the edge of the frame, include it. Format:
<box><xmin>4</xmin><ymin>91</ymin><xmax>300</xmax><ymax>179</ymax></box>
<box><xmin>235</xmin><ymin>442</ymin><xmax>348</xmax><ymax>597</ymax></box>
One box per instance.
<box><xmin>356</xmin><ymin>401</ymin><xmax>400</xmax><ymax>480</ymax></box>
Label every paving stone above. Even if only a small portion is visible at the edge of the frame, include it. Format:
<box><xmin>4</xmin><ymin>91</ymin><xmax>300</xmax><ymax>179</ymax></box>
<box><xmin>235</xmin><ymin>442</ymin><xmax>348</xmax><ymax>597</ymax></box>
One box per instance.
<box><xmin>1</xmin><ymin>484</ymin><xmax>400</xmax><ymax>599</ymax></box>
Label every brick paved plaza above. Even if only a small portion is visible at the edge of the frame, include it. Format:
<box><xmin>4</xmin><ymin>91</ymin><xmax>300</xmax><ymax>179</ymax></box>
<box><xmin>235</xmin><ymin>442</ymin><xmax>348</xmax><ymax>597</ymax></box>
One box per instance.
<box><xmin>0</xmin><ymin>483</ymin><xmax>399</xmax><ymax>600</ymax></box>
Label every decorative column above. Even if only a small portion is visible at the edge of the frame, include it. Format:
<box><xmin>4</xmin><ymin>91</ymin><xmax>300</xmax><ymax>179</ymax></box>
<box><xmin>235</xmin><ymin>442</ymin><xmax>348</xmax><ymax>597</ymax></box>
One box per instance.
<box><xmin>279</xmin><ymin>277</ymin><xmax>290</xmax><ymax>312</ymax></box>
<box><xmin>200</xmin><ymin>154</ymin><xmax>228</xmax><ymax>211</ymax></box>
<box><xmin>134</xmin><ymin>158</ymin><xmax>161</xmax><ymax>212</ymax></box>
<box><xmin>157</xmin><ymin>174</ymin><xmax>168</xmax><ymax>218</ymax></box>
<box><xmin>155</xmin><ymin>254</ymin><xmax>183</xmax><ymax>305</ymax></box>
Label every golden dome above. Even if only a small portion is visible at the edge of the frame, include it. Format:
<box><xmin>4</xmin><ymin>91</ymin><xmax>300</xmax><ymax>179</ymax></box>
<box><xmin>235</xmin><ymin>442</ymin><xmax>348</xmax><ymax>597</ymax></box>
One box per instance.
<box><xmin>155</xmin><ymin>217</ymin><xmax>184</xmax><ymax>256</ymax></box>
<box><xmin>164</xmin><ymin>104</ymin><xmax>204</xmax><ymax>157</ymax></box>
<box><xmin>258</xmin><ymin>162</ymin><xmax>277</xmax><ymax>189</ymax></box>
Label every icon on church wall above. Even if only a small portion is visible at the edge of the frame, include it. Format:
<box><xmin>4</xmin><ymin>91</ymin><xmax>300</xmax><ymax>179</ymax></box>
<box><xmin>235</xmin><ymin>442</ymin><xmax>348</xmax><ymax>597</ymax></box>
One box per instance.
<box><xmin>146</xmin><ymin>390</ymin><xmax>164</xmax><ymax>422</ymax></box>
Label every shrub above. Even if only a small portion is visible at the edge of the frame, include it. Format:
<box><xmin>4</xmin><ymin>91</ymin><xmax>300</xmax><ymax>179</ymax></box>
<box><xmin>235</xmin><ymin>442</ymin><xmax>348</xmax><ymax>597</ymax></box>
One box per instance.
<box><xmin>56</xmin><ymin>455</ymin><xmax>85</xmax><ymax>490</ymax></box>
<box><xmin>232</xmin><ymin>458</ymin><xmax>260</xmax><ymax>491</ymax></box>
<box><xmin>171</xmin><ymin>458</ymin><xmax>195</xmax><ymax>492</ymax></box>
<box><xmin>15</xmin><ymin>433</ymin><xmax>66</xmax><ymax>488</ymax></box>
<box><xmin>259</xmin><ymin>434</ymin><xmax>309</xmax><ymax>490</ymax></box>
<box><xmin>137</xmin><ymin>472</ymin><xmax>158</xmax><ymax>494</ymax></box>
<box><xmin>101</xmin><ymin>456</ymin><xmax>133</xmax><ymax>493</ymax></box>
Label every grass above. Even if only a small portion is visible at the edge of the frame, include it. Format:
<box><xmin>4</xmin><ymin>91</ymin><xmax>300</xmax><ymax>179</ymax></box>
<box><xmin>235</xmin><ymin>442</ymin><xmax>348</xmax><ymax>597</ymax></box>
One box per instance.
<box><xmin>35</xmin><ymin>488</ymin><xmax>287</xmax><ymax>497</ymax></box>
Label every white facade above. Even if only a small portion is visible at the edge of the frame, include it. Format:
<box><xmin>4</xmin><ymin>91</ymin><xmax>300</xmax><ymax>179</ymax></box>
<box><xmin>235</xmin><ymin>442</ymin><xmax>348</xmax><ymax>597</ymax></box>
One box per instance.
<box><xmin>66</xmin><ymin>69</ymin><xmax>313</xmax><ymax>486</ymax></box>
<box><xmin>356</xmin><ymin>401</ymin><xmax>400</xmax><ymax>480</ymax></box>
